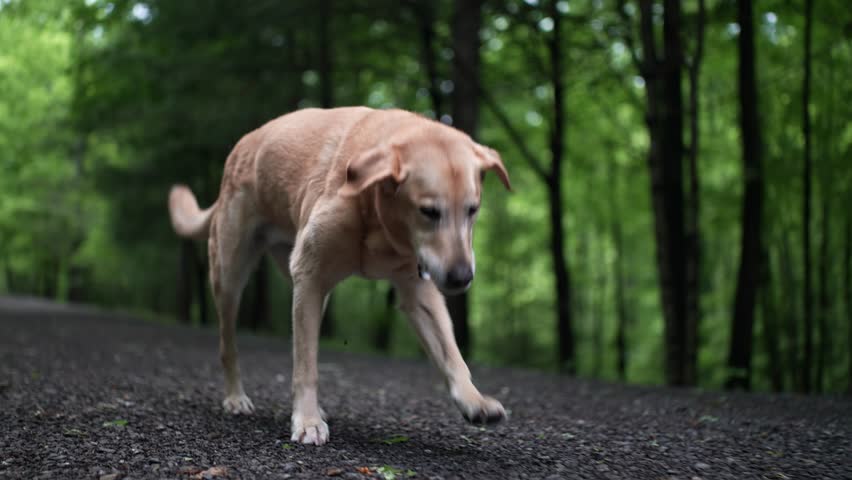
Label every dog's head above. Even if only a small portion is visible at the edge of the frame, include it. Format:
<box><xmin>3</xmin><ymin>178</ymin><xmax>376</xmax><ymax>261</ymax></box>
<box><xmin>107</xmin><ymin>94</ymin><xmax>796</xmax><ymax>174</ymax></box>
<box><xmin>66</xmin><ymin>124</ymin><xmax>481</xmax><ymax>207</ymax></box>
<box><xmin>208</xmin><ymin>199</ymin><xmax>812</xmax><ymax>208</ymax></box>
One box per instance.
<box><xmin>340</xmin><ymin>131</ymin><xmax>511</xmax><ymax>295</ymax></box>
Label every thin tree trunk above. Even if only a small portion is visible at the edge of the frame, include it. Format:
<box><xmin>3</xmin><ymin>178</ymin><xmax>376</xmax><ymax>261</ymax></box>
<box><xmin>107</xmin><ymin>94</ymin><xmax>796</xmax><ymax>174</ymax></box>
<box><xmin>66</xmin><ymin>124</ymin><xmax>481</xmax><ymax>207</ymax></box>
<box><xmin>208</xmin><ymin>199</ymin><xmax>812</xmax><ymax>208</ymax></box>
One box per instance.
<box><xmin>636</xmin><ymin>0</ymin><xmax>689</xmax><ymax>385</ymax></box>
<box><xmin>251</xmin><ymin>258</ymin><xmax>269</xmax><ymax>331</ymax></box>
<box><xmin>415</xmin><ymin>0</ymin><xmax>443</xmax><ymax>117</ymax></box>
<box><xmin>195</xmin><ymin>244</ymin><xmax>209</xmax><ymax>326</ymax></box>
<box><xmin>612</xmin><ymin>188</ymin><xmax>629</xmax><ymax>381</ymax></box>
<box><xmin>727</xmin><ymin>0</ymin><xmax>763</xmax><ymax>391</ymax></box>
<box><xmin>684</xmin><ymin>0</ymin><xmax>705</xmax><ymax>387</ymax></box>
<box><xmin>448</xmin><ymin>0</ymin><xmax>483</xmax><ymax>357</ymax></box>
<box><xmin>374</xmin><ymin>284</ymin><xmax>395</xmax><ymax>352</ymax></box>
<box><xmin>801</xmin><ymin>0</ymin><xmax>814</xmax><ymax>393</ymax></box>
<box><xmin>816</xmin><ymin>196</ymin><xmax>829</xmax><ymax>393</ymax></box>
<box><xmin>547</xmin><ymin>0</ymin><xmax>575</xmax><ymax>374</ymax></box>
<box><xmin>845</xmin><ymin>214</ymin><xmax>851</xmax><ymax>394</ymax></box>
<box><xmin>780</xmin><ymin>230</ymin><xmax>800</xmax><ymax>389</ymax></box>
<box><xmin>177</xmin><ymin>240</ymin><xmax>194</xmax><ymax>324</ymax></box>
<box><xmin>318</xmin><ymin>0</ymin><xmax>333</xmax><ymax>110</ymax></box>
<box><xmin>318</xmin><ymin>0</ymin><xmax>335</xmax><ymax>338</ymax></box>
<box><xmin>761</xmin><ymin>248</ymin><xmax>784</xmax><ymax>391</ymax></box>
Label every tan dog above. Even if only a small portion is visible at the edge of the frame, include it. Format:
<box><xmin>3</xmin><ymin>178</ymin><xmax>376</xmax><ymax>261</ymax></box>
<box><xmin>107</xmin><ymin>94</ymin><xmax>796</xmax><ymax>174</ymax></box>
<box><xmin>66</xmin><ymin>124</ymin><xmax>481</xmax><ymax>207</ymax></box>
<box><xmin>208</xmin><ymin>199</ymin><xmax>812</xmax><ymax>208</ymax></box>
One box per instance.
<box><xmin>168</xmin><ymin>107</ymin><xmax>511</xmax><ymax>445</ymax></box>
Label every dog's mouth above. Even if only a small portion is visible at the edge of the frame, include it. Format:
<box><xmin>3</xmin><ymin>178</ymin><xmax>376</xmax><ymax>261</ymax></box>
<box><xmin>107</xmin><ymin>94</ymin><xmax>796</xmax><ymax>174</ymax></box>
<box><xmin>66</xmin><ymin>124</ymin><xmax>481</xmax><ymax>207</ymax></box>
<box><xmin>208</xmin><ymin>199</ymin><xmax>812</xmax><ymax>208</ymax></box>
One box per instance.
<box><xmin>417</xmin><ymin>262</ymin><xmax>431</xmax><ymax>281</ymax></box>
<box><xmin>418</xmin><ymin>261</ymin><xmax>471</xmax><ymax>296</ymax></box>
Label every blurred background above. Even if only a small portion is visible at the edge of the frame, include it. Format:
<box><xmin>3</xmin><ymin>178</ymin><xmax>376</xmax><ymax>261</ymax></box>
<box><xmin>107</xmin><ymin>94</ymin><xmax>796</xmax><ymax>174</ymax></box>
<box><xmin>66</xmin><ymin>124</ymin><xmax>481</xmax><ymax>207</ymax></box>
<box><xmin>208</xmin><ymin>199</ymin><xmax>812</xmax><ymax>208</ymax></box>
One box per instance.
<box><xmin>1</xmin><ymin>0</ymin><xmax>850</xmax><ymax>393</ymax></box>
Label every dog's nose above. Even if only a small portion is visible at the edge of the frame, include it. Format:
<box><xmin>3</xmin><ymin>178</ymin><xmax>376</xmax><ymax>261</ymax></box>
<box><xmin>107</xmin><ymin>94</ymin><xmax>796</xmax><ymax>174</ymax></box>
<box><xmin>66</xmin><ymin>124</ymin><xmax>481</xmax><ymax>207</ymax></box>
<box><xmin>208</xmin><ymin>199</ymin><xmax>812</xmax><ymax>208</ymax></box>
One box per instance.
<box><xmin>445</xmin><ymin>264</ymin><xmax>473</xmax><ymax>290</ymax></box>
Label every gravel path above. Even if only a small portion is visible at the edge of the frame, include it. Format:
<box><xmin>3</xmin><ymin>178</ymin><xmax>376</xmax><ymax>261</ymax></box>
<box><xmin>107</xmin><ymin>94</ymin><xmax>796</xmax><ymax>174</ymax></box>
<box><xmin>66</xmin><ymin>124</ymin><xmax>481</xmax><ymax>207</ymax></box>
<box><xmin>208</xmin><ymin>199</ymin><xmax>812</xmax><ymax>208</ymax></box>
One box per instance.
<box><xmin>1</xmin><ymin>296</ymin><xmax>850</xmax><ymax>479</ymax></box>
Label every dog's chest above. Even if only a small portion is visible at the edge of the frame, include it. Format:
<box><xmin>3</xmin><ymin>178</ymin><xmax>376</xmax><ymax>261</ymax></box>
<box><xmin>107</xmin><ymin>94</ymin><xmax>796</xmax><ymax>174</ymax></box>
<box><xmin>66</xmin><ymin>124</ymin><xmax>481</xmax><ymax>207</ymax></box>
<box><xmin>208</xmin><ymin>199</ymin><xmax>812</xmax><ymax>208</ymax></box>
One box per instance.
<box><xmin>359</xmin><ymin>229</ymin><xmax>414</xmax><ymax>280</ymax></box>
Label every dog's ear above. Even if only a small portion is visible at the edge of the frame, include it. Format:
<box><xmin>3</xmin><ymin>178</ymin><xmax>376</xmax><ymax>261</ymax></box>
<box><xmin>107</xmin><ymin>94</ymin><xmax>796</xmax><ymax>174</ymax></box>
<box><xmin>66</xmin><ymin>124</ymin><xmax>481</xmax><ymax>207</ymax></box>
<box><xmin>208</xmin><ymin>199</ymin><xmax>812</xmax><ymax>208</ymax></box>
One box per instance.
<box><xmin>339</xmin><ymin>144</ymin><xmax>406</xmax><ymax>197</ymax></box>
<box><xmin>474</xmin><ymin>144</ymin><xmax>512</xmax><ymax>191</ymax></box>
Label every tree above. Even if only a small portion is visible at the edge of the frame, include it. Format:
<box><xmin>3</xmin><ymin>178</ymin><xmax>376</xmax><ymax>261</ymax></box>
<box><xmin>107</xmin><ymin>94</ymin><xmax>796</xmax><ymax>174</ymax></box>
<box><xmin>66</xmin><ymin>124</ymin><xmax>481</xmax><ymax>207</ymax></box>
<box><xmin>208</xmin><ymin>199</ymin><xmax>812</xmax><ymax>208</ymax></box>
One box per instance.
<box><xmin>545</xmin><ymin>0</ymin><xmax>575</xmax><ymax>373</ymax></box>
<box><xmin>447</xmin><ymin>0</ymin><xmax>482</xmax><ymax>356</ymax></box>
<box><xmin>801</xmin><ymin>0</ymin><xmax>814</xmax><ymax>393</ymax></box>
<box><xmin>726</xmin><ymin>0</ymin><xmax>764</xmax><ymax>391</ymax></box>
<box><xmin>685</xmin><ymin>0</ymin><xmax>706</xmax><ymax>387</ymax></box>
<box><xmin>618</xmin><ymin>0</ymin><xmax>692</xmax><ymax>385</ymax></box>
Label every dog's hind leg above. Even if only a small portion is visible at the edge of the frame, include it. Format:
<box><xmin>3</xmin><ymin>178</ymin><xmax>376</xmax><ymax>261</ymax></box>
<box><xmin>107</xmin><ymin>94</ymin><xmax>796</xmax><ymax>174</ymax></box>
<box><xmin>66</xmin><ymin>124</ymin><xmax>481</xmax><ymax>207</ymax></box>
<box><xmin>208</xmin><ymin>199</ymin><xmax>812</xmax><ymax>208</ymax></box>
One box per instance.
<box><xmin>209</xmin><ymin>192</ymin><xmax>264</xmax><ymax>415</ymax></box>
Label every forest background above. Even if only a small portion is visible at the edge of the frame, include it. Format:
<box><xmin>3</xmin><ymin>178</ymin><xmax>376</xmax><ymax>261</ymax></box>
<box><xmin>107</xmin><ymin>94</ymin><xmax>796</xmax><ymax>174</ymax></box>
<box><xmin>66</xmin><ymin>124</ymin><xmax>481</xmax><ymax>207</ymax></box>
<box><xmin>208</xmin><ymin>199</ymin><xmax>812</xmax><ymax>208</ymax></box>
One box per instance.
<box><xmin>1</xmin><ymin>0</ymin><xmax>850</xmax><ymax>393</ymax></box>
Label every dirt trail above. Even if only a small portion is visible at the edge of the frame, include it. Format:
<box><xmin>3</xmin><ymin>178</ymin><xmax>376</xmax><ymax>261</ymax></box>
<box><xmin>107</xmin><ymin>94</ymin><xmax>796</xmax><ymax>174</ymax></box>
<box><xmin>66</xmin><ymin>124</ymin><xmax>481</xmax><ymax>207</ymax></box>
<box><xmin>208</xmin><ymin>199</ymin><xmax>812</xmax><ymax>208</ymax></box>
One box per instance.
<box><xmin>1</xmin><ymin>297</ymin><xmax>850</xmax><ymax>479</ymax></box>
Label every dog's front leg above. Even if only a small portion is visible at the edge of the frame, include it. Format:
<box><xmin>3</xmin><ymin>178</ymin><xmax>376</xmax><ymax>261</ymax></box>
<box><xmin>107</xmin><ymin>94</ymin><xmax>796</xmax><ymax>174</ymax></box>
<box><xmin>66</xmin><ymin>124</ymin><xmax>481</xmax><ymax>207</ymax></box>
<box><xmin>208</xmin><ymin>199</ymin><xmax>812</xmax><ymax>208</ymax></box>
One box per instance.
<box><xmin>289</xmin><ymin>259</ymin><xmax>330</xmax><ymax>445</ymax></box>
<box><xmin>395</xmin><ymin>279</ymin><xmax>506</xmax><ymax>424</ymax></box>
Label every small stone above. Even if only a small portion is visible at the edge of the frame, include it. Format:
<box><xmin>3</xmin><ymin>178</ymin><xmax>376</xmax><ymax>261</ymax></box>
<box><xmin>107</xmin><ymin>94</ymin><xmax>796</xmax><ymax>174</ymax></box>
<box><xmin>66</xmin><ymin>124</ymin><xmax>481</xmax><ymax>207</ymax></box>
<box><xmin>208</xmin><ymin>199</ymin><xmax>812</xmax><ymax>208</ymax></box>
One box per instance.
<box><xmin>694</xmin><ymin>462</ymin><xmax>710</xmax><ymax>470</ymax></box>
<box><xmin>99</xmin><ymin>474</ymin><xmax>119</xmax><ymax>480</ymax></box>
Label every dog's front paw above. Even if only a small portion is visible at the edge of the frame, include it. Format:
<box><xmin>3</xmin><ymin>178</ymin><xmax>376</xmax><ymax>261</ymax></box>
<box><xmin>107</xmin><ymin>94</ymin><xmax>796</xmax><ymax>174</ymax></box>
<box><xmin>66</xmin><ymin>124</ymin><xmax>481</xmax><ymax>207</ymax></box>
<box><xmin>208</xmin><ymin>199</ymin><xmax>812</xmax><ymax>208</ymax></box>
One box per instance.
<box><xmin>291</xmin><ymin>412</ymin><xmax>329</xmax><ymax>445</ymax></box>
<box><xmin>222</xmin><ymin>393</ymin><xmax>255</xmax><ymax>415</ymax></box>
<box><xmin>452</xmin><ymin>385</ymin><xmax>506</xmax><ymax>425</ymax></box>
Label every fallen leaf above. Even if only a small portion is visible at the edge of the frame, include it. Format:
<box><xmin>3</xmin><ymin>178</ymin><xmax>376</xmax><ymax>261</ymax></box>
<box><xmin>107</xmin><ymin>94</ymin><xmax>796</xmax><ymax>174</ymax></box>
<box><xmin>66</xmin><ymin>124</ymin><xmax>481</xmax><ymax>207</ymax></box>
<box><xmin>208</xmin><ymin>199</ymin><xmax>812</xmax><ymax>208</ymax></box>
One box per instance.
<box><xmin>356</xmin><ymin>467</ymin><xmax>373</xmax><ymax>474</ymax></box>
<box><xmin>190</xmin><ymin>466</ymin><xmax>228</xmax><ymax>479</ymax></box>
<box><xmin>102</xmin><ymin>419</ymin><xmax>128</xmax><ymax>427</ymax></box>
<box><xmin>377</xmin><ymin>465</ymin><xmax>404</xmax><ymax>480</ymax></box>
<box><xmin>325</xmin><ymin>467</ymin><xmax>343</xmax><ymax>476</ymax></box>
<box><xmin>282</xmin><ymin>443</ymin><xmax>293</xmax><ymax>450</ymax></box>
<box><xmin>179</xmin><ymin>466</ymin><xmax>203</xmax><ymax>475</ymax></box>
<box><xmin>63</xmin><ymin>428</ymin><xmax>87</xmax><ymax>437</ymax></box>
<box><xmin>377</xmin><ymin>434</ymin><xmax>409</xmax><ymax>445</ymax></box>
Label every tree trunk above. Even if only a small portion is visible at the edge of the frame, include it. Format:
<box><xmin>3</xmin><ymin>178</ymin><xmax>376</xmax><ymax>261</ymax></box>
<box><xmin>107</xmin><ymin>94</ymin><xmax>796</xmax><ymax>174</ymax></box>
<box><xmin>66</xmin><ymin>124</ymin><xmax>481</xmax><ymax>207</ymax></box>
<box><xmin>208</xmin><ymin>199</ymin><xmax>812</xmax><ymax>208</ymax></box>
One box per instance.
<box><xmin>318</xmin><ymin>0</ymin><xmax>333</xmax><ymax>110</ymax></box>
<box><xmin>177</xmin><ymin>240</ymin><xmax>194</xmax><ymax>324</ymax></box>
<box><xmin>195</xmin><ymin>245</ymin><xmax>209</xmax><ymax>326</ymax></box>
<box><xmin>318</xmin><ymin>0</ymin><xmax>335</xmax><ymax>338</ymax></box>
<box><xmin>816</xmin><ymin>196</ymin><xmax>829</xmax><ymax>393</ymax></box>
<box><xmin>447</xmin><ymin>0</ymin><xmax>483</xmax><ymax>357</ymax></box>
<box><xmin>637</xmin><ymin>0</ymin><xmax>690</xmax><ymax>385</ymax></box>
<box><xmin>780</xmin><ymin>230</ymin><xmax>800</xmax><ymax>389</ymax></box>
<box><xmin>727</xmin><ymin>0</ymin><xmax>763</xmax><ymax>391</ymax></box>
<box><xmin>801</xmin><ymin>0</ymin><xmax>814</xmax><ymax>394</ymax></box>
<box><xmin>761</xmin><ymin>248</ymin><xmax>784</xmax><ymax>391</ymax></box>
<box><xmin>546</xmin><ymin>0</ymin><xmax>575</xmax><ymax>374</ymax></box>
<box><xmin>684</xmin><ymin>0</ymin><xmax>705</xmax><ymax>387</ymax></box>
<box><xmin>845</xmin><ymin>214</ymin><xmax>851</xmax><ymax>394</ymax></box>
<box><xmin>415</xmin><ymin>0</ymin><xmax>443</xmax><ymax>118</ymax></box>
<box><xmin>612</xmin><ymin>200</ymin><xmax>628</xmax><ymax>381</ymax></box>
<box><xmin>250</xmin><ymin>258</ymin><xmax>269</xmax><ymax>331</ymax></box>
<box><xmin>374</xmin><ymin>284</ymin><xmax>395</xmax><ymax>352</ymax></box>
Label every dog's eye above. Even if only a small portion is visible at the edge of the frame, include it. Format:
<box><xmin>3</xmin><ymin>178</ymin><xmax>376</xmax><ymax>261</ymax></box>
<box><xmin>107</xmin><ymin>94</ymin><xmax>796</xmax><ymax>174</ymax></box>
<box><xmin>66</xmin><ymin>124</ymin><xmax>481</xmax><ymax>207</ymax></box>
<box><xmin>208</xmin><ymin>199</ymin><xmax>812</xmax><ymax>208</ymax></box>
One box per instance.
<box><xmin>468</xmin><ymin>205</ymin><xmax>479</xmax><ymax>217</ymax></box>
<box><xmin>419</xmin><ymin>206</ymin><xmax>441</xmax><ymax>221</ymax></box>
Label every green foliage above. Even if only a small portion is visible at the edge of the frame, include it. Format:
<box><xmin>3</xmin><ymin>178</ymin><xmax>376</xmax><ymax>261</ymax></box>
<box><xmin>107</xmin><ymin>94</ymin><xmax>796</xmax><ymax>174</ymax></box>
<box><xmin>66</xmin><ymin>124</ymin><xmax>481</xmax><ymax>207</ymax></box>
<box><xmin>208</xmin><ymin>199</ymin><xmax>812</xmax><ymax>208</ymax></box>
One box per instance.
<box><xmin>0</xmin><ymin>0</ymin><xmax>849</xmax><ymax>392</ymax></box>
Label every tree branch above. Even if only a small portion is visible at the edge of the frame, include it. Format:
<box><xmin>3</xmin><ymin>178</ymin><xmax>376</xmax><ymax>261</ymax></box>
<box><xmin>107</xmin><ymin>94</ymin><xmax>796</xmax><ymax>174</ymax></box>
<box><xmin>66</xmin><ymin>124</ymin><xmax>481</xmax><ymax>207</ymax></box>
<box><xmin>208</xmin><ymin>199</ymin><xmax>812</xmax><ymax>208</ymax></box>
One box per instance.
<box><xmin>478</xmin><ymin>85</ymin><xmax>549</xmax><ymax>182</ymax></box>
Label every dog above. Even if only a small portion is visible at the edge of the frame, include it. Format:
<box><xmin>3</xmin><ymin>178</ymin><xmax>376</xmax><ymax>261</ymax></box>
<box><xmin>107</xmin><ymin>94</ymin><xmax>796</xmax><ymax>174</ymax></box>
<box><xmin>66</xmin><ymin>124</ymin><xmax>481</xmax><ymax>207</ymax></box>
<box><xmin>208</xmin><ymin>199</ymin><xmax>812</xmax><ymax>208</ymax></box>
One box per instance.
<box><xmin>168</xmin><ymin>107</ymin><xmax>511</xmax><ymax>445</ymax></box>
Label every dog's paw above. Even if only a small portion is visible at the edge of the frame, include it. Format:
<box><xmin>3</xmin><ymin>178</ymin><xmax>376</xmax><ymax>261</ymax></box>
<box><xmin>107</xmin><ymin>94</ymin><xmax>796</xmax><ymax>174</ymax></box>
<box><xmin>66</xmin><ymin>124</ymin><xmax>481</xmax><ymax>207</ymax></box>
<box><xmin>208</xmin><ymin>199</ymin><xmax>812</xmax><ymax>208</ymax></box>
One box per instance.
<box><xmin>455</xmin><ymin>393</ymin><xmax>506</xmax><ymax>425</ymax></box>
<box><xmin>222</xmin><ymin>393</ymin><xmax>255</xmax><ymax>415</ymax></box>
<box><xmin>291</xmin><ymin>412</ymin><xmax>329</xmax><ymax>445</ymax></box>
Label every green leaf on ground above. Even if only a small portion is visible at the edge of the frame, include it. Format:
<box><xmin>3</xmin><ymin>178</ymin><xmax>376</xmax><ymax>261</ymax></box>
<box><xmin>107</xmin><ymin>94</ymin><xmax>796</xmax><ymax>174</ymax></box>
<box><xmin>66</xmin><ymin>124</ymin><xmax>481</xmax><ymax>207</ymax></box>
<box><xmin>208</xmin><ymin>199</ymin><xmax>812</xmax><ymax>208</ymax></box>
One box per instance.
<box><xmin>377</xmin><ymin>434</ymin><xmax>409</xmax><ymax>445</ymax></box>
<box><xmin>102</xmin><ymin>419</ymin><xmax>128</xmax><ymax>427</ymax></box>
<box><xmin>699</xmin><ymin>415</ymin><xmax>719</xmax><ymax>423</ymax></box>
<box><xmin>282</xmin><ymin>443</ymin><xmax>293</xmax><ymax>450</ymax></box>
<box><xmin>63</xmin><ymin>428</ymin><xmax>87</xmax><ymax>437</ymax></box>
<box><xmin>375</xmin><ymin>465</ymin><xmax>418</xmax><ymax>479</ymax></box>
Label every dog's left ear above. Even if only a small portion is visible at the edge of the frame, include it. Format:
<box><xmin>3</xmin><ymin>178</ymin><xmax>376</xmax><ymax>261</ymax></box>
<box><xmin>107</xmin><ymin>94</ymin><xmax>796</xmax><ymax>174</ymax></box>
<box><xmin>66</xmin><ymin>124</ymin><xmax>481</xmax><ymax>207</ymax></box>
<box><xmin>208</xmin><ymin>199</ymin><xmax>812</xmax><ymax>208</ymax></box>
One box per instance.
<box><xmin>474</xmin><ymin>144</ymin><xmax>512</xmax><ymax>191</ymax></box>
<box><xmin>339</xmin><ymin>144</ymin><xmax>406</xmax><ymax>197</ymax></box>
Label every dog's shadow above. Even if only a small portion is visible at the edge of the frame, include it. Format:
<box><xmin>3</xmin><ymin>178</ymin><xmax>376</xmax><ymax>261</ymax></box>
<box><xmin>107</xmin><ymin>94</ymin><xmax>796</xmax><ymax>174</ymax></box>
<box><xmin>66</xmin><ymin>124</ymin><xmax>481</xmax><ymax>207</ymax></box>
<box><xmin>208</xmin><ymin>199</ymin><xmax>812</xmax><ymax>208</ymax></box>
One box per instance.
<box><xmin>200</xmin><ymin>404</ymin><xmax>511</xmax><ymax>468</ymax></box>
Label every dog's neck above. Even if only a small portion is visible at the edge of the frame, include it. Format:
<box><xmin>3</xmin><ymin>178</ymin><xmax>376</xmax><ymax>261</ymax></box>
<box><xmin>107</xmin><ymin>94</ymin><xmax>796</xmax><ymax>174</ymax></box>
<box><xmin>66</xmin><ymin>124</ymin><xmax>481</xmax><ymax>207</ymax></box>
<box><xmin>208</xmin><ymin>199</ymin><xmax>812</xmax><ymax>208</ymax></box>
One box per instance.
<box><xmin>371</xmin><ymin>185</ymin><xmax>413</xmax><ymax>257</ymax></box>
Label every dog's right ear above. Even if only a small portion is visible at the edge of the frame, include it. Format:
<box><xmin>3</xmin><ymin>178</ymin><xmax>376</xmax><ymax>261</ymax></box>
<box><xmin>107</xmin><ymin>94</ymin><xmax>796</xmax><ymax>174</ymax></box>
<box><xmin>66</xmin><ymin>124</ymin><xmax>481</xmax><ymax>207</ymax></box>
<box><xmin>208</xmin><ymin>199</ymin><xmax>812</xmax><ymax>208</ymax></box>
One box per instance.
<box><xmin>339</xmin><ymin>144</ymin><xmax>406</xmax><ymax>197</ymax></box>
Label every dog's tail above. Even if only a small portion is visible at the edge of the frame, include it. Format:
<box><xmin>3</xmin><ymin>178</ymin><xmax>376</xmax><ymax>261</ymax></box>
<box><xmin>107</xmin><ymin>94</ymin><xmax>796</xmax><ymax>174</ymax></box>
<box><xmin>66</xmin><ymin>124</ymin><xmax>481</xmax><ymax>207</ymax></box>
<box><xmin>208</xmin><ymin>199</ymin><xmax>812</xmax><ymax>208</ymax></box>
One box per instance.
<box><xmin>168</xmin><ymin>185</ymin><xmax>216</xmax><ymax>241</ymax></box>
